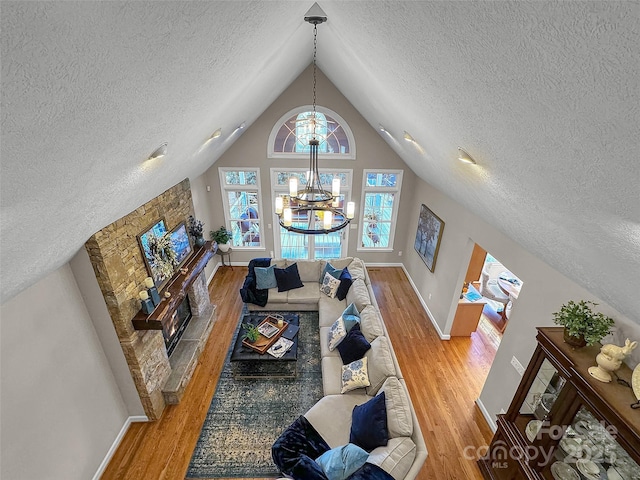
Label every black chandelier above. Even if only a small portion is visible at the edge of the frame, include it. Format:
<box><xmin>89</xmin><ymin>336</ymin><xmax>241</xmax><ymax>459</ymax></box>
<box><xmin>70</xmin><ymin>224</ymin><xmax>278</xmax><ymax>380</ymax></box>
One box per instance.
<box><xmin>274</xmin><ymin>4</ymin><xmax>355</xmax><ymax>235</ymax></box>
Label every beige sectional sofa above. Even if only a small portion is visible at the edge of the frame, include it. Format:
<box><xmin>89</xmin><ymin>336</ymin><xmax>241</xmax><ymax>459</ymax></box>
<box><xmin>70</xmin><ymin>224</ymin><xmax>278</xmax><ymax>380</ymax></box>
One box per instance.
<box><xmin>247</xmin><ymin>257</ymin><xmax>427</xmax><ymax>480</ymax></box>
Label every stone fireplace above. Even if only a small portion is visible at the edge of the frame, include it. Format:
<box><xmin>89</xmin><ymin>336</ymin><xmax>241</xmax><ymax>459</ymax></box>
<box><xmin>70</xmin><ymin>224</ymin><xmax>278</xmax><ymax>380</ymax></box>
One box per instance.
<box><xmin>85</xmin><ymin>179</ymin><xmax>216</xmax><ymax>420</ymax></box>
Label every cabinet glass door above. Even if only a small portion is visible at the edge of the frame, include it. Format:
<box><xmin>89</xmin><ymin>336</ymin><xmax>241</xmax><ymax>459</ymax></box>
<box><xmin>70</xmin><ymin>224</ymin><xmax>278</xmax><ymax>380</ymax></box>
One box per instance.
<box><xmin>519</xmin><ymin>358</ymin><xmax>567</xmax><ymax>442</ymax></box>
<box><xmin>549</xmin><ymin>406</ymin><xmax>639</xmax><ymax>480</ymax></box>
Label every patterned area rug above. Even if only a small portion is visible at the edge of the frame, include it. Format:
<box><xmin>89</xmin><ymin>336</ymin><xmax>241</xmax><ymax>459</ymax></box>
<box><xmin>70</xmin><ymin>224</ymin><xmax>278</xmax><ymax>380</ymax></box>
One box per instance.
<box><xmin>186</xmin><ymin>310</ymin><xmax>323</xmax><ymax>478</ymax></box>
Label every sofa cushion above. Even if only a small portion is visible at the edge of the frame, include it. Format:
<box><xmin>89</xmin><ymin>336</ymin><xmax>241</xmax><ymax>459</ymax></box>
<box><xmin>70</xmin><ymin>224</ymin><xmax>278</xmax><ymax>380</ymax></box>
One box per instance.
<box><xmin>367</xmin><ymin>437</ymin><xmax>417</xmax><ymax>480</ymax></box>
<box><xmin>337</xmin><ymin>325</ymin><xmax>371</xmax><ymax>365</ymax></box>
<box><xmin>336</xmin><ymin>268</ymin><xmax>353</xmax><ymax>301</ymax></box>
<box><xmin>320</xmin><ymin>272</ymin><xmax>341</xmax><ymax>298</ymax></box>
<box><xmin>347</xmin><ymin>258</ymin><xmax>366</xmax><ymax>281</ymax></box>
<box><xmin>326</xmin><ymin>257</ymin><xmax>354</xmax><ymax>270</ymax></box>
<box><xmin>341</xmin><ymin>303</ymin><xmax>360</xmax><ymax>332</ymax></box>
<box><xmin>322</xmin><ymin>357</ymin><xmax>349</xmax><ymax>395</ymax></box>
<box><xmin>328</xmin><ymin>317</ymin><xmax>348</xmax><ymax>351</ymax></box>
<box><xmin>359</xmin><ymin>305</ymin><xmax>385</xmax><ymax>342</ymax></box>
<box><xmin>378</xmin><ymin>377</ymin><xmax>413</xmax><ymax>438</ymax></box>
<box><xmin>274</xmin><ymin>263</ymin><xmax>304</xmax><ymax>292</ymax></box>
<box><xmin>341</xmin><ymin>357</ymin><xmax>370</xmax><ymax>394</ymax></box>
<box><xmin>288</xmin><ymin>283</ymin><xmax>321</xmax><ymax>304</ymax></box>
<box><xmin>346</xmin><ymin>278</ymin><xmax>372</xmax><ymax>312</ymax></box>
<box><xmin>320</xmin><ymin>262</ymin><xmax>343</xmax><ymax>283</ymax></box>
<box><xmin>350</xmin><ymin>391</ymin><xmax>388</xmax><ymax>452</ymax></box>
<box><xmin>319</xmin><ymin>296</ymin><xmax>348</xmax><ymax>328</ymax></box>
<box><xmin>296</xmin><ymin>260</ymin><xmax>323</xmax><ymax>282</ymax></box>
<box><xmin>320</xmin><ymin>327</ymin><xmax>341</xmax><ymax>358</ymax></box>
<box><xmin>365</xmin><ymin>337</ymin><xmax>396</xmax><ymax>395</ymax></box>
<box><xmin>255</xmin><ymin>265</ymin><xmax>277</xmax><ymax>290</ymax></box>
<box><xmin>267</xmin><ymin>289</ymin><xmax>289</xmax><ymax>304</ymax></box>
<box><xmin>304</xmin><ymin>394</ymin><xmax>371</xmax><ymax>448</ymax></box>
<box><xmin>315</xmin><ymin>443</ymin><xmax>369</xmax><ymax>480</ymax></box>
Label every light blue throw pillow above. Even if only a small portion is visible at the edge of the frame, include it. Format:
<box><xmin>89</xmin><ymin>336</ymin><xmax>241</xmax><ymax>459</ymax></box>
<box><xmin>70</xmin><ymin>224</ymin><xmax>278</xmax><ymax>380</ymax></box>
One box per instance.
<box><xmin>342</xmin><ymin>303</ymin><xmax>360</xmax><ymax>332</ymax></box>
<box><xmin>315</xmin><ymin>443</ymin><xmax>369</xmax><ymax>480</ymax></box>
<box><xmin>320</xmin><ymin>262</ymin><xmax>342</xmax><ymax>283</ymax></box>
<box><xmin>255</xmin><ymin>265</ymin><xmax>277</xmax><ymax>290</ymax></box>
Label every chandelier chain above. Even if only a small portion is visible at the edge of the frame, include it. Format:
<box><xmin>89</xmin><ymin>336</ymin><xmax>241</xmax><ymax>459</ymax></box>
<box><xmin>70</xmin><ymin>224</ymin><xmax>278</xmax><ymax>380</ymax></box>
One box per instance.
<box><xmin>312</xmin><ymin>23</ymin><xmax>318</xmax><ymax>138</ymax></box>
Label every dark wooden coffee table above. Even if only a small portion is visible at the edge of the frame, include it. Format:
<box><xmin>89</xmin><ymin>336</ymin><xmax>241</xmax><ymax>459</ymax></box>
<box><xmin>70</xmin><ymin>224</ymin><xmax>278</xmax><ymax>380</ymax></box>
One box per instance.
<box><xmin>230</xmin><ymin>313</ymin><xmax>299</xmax><ymax>378</ymax></box>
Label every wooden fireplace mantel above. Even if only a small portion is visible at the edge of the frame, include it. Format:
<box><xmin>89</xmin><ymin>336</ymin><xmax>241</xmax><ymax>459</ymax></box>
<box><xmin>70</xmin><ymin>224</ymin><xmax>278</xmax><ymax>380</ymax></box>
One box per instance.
<box><xmin>131</xmin><ymin>241</ymin><xmax>216</xmax><ymax>331</ymax></box>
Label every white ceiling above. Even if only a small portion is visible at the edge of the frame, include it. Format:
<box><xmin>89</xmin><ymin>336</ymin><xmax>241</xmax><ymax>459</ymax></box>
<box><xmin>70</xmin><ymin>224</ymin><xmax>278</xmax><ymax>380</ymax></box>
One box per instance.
<box><xmin>1</xmin><ymin>1</ymin><xmax>638</xmax><ymax>320</ymax></box>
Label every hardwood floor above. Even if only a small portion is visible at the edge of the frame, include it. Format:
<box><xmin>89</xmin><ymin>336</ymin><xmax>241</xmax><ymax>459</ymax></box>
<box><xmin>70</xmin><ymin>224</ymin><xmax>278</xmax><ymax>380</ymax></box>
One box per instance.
<box><xmin>102</xmin><ymin>266</ymin><xmax>494</xmax><ymax>480</ymax></box>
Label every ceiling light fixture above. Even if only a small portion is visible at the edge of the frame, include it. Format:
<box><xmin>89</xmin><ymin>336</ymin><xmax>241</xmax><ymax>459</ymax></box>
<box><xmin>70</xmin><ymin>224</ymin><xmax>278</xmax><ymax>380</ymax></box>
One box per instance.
<box><xmin>209</xmin><ymin>128</ymin><xmax>222</xmax><ymax>140</ymax></box>
<box><xmin>403</xmin><ymin>131</ymin><xmax>415</xmax><ymax>143</ymax></box>
<box><xmin>457</xmin><ymin>147</ymin><xmax>477</xmax><ymax>165</ymax></box>
<box><xmin>274</xmin><ymin>3</ymin><xmax>355</xmax><ymax>235</ymax></box>
<box><xmin>147</xmin><ymin>143</ymin><xmax>167</xmax><ymax>161</ymax></box>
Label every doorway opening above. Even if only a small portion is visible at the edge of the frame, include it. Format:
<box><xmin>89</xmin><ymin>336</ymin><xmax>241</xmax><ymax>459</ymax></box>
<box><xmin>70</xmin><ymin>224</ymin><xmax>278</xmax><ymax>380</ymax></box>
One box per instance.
<box><xmin>451</xmin><ymin>243</ymin><xmax>523</xmax><ymax>351</ymax></box>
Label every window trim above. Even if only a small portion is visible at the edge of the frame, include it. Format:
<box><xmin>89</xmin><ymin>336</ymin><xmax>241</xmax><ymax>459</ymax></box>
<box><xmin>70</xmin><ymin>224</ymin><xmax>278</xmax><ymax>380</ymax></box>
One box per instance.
<box><xmin>218</xmin><ymin>167</ymin><xmax>265</xmax><ymax>250</ymax></box>
<box><xmin>357</xmin><ymin>169</ymin><xmax>403</xmax><ymax>252</ymax></box>
<box><xmin>267</xmin><ymin>105</ymin><xmax>356</xmax><ymax>160</ymax></box>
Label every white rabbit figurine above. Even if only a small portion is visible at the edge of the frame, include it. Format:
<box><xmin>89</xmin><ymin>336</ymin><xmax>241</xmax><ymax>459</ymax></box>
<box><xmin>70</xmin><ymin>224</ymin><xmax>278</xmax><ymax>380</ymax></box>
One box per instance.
<box><xmin>589</xmin><ymin>339</ymin><xmax>638</xmax><ymax>383</ymax></box>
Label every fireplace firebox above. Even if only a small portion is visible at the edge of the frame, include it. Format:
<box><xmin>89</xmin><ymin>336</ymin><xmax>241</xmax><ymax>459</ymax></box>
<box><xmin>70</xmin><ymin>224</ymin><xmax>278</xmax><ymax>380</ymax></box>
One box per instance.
<box><xmin>164</xmin><ymin>296</ymin><xmax>192</xmax><ymax>356</ymax></box>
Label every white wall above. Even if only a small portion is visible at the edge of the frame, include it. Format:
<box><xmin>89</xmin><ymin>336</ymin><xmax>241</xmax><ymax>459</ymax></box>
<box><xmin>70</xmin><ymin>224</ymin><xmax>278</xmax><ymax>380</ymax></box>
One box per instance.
<box><xmin>190</xmin><ymin>174</ymin><xmax>219</xmax><ymax>280</ymax></box>
<box><xmin>402</xmin><ymin>177</ymin><xmax>640</xmax><ymax>425</ymax></box>
<box><xmin>0</xmin><ymin>264</ymin><xmax>129</xmax><ymax>479</ymax></box>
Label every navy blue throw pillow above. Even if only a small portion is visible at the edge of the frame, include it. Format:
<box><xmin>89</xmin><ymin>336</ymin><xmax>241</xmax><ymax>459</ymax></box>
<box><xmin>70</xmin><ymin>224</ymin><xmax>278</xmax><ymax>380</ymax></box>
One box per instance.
<box><xmin>350</xmin><ymin>392</ymin><xmax>388</xmax><ymax>452</ymax></box>
<box><xmin>274</xmin><ymin>263</ymin><xmax>304</xmax><ymax>292</ymax></box>
<box><xmin>336</xmin><ymin>267</ymin><xmax>353</xmax><ymax>301</ymax></box>
<box><xmin>336</xmin><ymin>324</ymin><xmax>371</xmax><ymax>365</ymax></box>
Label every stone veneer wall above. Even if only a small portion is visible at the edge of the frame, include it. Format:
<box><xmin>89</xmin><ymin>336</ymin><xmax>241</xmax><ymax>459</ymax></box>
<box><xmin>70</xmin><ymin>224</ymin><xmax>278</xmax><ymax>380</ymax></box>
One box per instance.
<box><xmin>85</xmin><ymin>179</ymin><xmax>194</xmax><ymax>420</ymax></box>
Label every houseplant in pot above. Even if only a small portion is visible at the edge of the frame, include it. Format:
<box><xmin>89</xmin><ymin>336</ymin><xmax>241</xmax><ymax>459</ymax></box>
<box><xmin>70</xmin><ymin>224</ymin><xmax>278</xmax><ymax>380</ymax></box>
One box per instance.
<box><xmin>188</xmin><ymin>215</ymin><xmax>206</xmax><ymax>247</ymax></box>
<box><xmin>553</xmin><ymin>300</ymin><xmax>615</xmax><ymax>347</ymax></box>
<box><xmin>210</xmin><ymin>226</ymin><xmax>232</xmax><ymax>252</ymax></box>
<box><xmin>241</xmin><ymin>323</ymin><xmax>260</xmax><ymax>344</ymax></box>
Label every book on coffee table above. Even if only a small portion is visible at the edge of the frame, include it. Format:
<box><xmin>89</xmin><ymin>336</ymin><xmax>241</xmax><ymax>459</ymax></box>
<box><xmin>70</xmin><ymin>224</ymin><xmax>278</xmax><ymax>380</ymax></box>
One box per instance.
<box><xmin>257</xmin><ymin>321</ymin><xmax>280</xmax><ymax>338</ymax></box>
<box><xmin>281</xmin><ymin>324</ymin><xmax>299</xmax><ymax>340</ymax></box>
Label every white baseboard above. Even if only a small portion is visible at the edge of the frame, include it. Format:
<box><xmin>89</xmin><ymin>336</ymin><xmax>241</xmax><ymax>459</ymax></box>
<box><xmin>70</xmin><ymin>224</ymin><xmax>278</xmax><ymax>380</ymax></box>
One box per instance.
<box><xmin>207</xmin><ymin>261</ymin><xmax>221</xmax><ymax>285</ymax></box>
<box><xmin>400</xmin><ymin>265</ymin><xmax>450</xmax><ymax>340</ymax></box>
<box><xmin>93</xmin><ymin>415</ymin><xmax>148</xmax><ymax>480</ymax></box>
<box><xmin>475</xmin><ymin>398</ymin><xmax>497</xmax><ymax>433</ymax></box>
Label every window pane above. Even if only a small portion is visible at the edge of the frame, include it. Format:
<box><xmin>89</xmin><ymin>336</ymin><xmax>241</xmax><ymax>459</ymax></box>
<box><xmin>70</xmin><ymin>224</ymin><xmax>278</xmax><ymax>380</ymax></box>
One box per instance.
<box><xmin>366</xmin><ymin>172</ymin><xmax>397</xmax><ymax>188</ymax></box>
<box><xmin>225</xmin><ymin>191</ymin><xmax>261</xmax><ymax>247</ymax></box>
<box><xmin>280</xmin><ymin>229</ymin><xmax>309</xmax><ymax>260</ymax></box>
<box><xmin>314</xmin><ymin>231</ymin><xmax>342</xmax><ymax>259</ymax></box>
<box><xmin>225</xmin><ymin>170</ymin><xmax>257</xmax><ymax>185</ymax></box>
<box><xmin>274</xmin><ymin>111</ymin><xmax>350</xmax><ymax>154</ymax></box>
<box><xmin>361</xmin><ymin>192</ymin><xmax>395</xmax><ymax>248</ymax></box>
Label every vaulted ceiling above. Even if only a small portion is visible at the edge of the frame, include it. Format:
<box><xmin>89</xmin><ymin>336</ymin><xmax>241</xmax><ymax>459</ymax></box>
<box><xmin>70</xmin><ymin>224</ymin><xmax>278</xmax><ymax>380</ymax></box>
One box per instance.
<box><xmin>1</xmin><ymin>1</ymin><xmax>638</xmax><ymax>320</ymax></box>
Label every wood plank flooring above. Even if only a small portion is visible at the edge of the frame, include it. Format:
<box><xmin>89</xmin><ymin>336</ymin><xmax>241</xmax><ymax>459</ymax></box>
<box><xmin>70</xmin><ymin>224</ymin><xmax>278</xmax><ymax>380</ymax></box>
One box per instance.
<box><xmin>102</xmin><ymin>266</ymin><xmax>495</xmax><ymax>480</ymax></box>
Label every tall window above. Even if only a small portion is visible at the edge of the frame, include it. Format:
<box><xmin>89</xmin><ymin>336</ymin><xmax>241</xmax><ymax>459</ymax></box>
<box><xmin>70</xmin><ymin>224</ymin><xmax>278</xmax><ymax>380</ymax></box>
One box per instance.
<box><xmin>271</xmin><ymin>168</ymin><xmax>352</xmax><ymax>260</ymax></box>
<box><xmin>268</xmin><ymin>106</ymin><xmax>356</xmax><ymax>159</ymax></box>
<box><xmin>219</xmin><ymin>168</ymin><xmax>263</xmax><ymax>249</ymax></box>
<box><xmin>359</xmin><ymin>170</ymin><xmax>403</xmax><ymax>250</ymax></box>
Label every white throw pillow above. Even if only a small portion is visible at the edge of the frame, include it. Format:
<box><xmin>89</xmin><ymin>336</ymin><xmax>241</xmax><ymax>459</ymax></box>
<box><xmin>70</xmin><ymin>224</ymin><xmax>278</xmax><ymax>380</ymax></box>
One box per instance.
<box><xmin>341</xmin><ymin>357</ymin><xmax>370</xmax><ymax>393</ymax></box>
<box><xmin>328</xmin><ymin>317</ymin><xmax>347</xmax><ymax>351</ymax></box>
<box><xmin>320</xmin><ymin>272</ymin><xmax>341</xmax><ymax>298</ymax></box>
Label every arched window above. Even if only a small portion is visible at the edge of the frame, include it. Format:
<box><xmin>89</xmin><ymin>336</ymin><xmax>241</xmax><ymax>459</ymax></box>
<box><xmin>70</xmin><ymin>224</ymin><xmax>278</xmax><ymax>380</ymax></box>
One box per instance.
<box><xmin>268</xmin><ymin>106</ymin><xmax>355</xmax><ymax>159</ymax></box>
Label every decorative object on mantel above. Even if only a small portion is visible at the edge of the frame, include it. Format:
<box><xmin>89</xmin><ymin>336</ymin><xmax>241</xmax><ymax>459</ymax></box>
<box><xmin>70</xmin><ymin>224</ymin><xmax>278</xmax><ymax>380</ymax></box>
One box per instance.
<box><xmin>552</xmin><ymin>300</ymin><xmax>615</xmax><ymax>347</ymax></box>
<box><xmin>164</xmin><ymin>291</ymin><xmax>171</xmax><ymax>298</ymax></box>
<box><xmin>139</xmin><ymin>290</ymin><xmax>155</xmax><ymax>315</ymax></box>
<box><xmin>188</xmin><ymin>215</ymin><xmax>206</xmax><ymax>247</ymax></box>
<box><xmin>144</xmin><ymin>276</ymin><xmax>161</xmax><ymax>306</ymax></box>
<box><xmin>589</xmin><ymin>339</ymin><xmax>638</xmax><ymax>383</ymax></box>
<box><xmin>210</xmin><ymin>226</ymin><xmax>232</xmax><ymax>252</ymax></box>
<box><xmin>180</xmin><ymin>267</ymin><xmax>188</xmax><ymax>275</ymax></box>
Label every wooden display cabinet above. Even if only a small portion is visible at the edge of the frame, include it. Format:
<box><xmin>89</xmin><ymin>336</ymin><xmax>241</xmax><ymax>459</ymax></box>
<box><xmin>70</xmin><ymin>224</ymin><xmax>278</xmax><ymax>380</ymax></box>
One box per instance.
<box><xmin>478</xmin><ymin>327</ymin><xmax>640</xmax><ymax>480</ymax></box>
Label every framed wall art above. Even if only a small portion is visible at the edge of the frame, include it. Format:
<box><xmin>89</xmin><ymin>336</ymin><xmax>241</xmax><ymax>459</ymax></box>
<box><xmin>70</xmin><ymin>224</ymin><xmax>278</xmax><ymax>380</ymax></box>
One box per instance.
<box><xmin>169</xmin><ymin>221</ymin><xmax>193</xmax><ymax>269</ymax></box>
<box><xmin>414</xmin><ymin>204</ymin><xmax>445</xmax><ymax>273</ymax></box>
<box><xmin>137</xmin><ymin>217</ymin><xmax>173</xmax><ymax>289</ymax></box>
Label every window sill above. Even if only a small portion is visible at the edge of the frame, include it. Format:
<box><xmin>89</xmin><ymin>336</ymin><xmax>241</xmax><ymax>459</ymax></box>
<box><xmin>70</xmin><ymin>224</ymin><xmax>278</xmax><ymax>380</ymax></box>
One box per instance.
<box><xmin>356</xmin><ymin>247</ymin><xmax>394</xmax><ymax>253</ymax></box>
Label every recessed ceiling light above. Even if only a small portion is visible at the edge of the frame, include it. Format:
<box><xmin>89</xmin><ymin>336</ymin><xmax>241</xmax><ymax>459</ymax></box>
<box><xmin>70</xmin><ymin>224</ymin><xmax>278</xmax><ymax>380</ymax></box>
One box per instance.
<box><xmin>147</xmin><ymin>143</ymin><xmax>167</xmax><ymax>161</ymax></box>
<box><xmin>403</xmin><ymin>131</ymin><xmax>415</xmax><ymax>143</ymax></box>
<box><xmin>457</xmin><ymin>147</ymin><xmax>477</xmax><ymax>165</ymax></box>
<box><xmin>378</xmin><ymin>124</ymin><xmax>387</xmax><ymax>132</ymax></box>
<box><xmin>209</xmin><ymin>128</ymin><xmax>222</xmax><ymax>139</ymax></box>
<box><xmin>238</xmin><ymin>122</ymin><xmax>246</xmax><ymax>130</ymax></box>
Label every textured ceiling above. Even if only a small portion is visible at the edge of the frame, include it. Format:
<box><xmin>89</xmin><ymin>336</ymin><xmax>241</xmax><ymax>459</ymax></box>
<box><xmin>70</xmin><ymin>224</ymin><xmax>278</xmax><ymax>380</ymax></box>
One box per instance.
<box><xmin>1</xmin><ymin>1</ymin><xmax>638</xmax><ymax>320</ymax></box>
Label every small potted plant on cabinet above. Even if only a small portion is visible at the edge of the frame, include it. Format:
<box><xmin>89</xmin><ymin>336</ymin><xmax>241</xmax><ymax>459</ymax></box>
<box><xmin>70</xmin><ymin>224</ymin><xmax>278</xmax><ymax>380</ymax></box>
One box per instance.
<box><xmin>553</xmin><ymin>300</ymin><xmax>615</xmax><ymax>347</ymax></box>
<box><xmin>210</xmin><ymin>226</ymin><xmax>232</xmax><ymax>252</ymax></box>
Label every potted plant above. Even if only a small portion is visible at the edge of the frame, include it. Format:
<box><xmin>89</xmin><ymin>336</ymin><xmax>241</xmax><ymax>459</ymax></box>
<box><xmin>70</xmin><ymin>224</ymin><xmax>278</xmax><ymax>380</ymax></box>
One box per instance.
<box><xmin>553</xmin><ymin>300</ymin><xmax>615</xmax><ymax>347</ymax></box>
<box><xmin>188</xmin><ymin>215</ymin><xmax>206</xmax><ymax>247</ymax></box>
<box><xmin>241</xmin><ymin>323</ymin><xmax>261</xmax><ymax>343</ymax></box>
<box><xmin>210</xmin><ymin>226</ymin><xmax>232</xmax><ymax>252</ymax></box>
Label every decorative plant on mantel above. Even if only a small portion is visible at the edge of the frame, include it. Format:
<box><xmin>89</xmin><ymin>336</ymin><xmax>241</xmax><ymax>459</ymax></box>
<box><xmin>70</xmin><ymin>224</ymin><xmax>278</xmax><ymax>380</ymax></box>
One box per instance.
<box><xmin>188</xmin><ymin>215</ymin><xmax>205</xmax><ymax>247</ymax></box>
<box><xmin>553</xmin><ymin>300</ymin><xmax>615</xmax><ymax>347</ymax></box>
